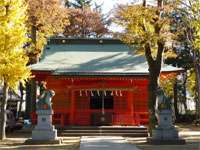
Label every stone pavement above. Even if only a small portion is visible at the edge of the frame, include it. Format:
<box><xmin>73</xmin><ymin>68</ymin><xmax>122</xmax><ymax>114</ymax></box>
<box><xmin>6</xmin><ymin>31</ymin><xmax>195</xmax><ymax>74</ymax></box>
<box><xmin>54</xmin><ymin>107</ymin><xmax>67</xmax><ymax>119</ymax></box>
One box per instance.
<box><xmin>80</xmin><ymin>136</ymin><xmax>141</xmax><ymax>150</ymax></box>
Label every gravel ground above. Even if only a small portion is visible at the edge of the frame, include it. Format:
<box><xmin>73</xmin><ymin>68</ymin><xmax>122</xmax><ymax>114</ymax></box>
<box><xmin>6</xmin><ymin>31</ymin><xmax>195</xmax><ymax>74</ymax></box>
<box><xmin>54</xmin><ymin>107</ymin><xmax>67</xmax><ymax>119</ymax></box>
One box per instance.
<box><xmin>136</xmin><ymin>143</ymin><xmax>199</xmax><ymax>150</ymax></box>
<box><xmin>0</xmin><ymin>132</ymin><xmax>80</xmax><ymax>150</ymax></box>
<box><xmin>0</xmin><ymin>144</ymin><xmax>80</xmax><ymax>150</ymax></box>
<box><xmin>126</xmin><ymin>137</ymin><xmax>199</xmax><ymax>150</ymax></box>
<box><xmin>127</xmin><ymin>124</ymin><xmax>200</xmax><ymax>150</ymax></box>
<box><xmin>0</xmin><ymin>124</ymin><xmax>200</xmax><ymax>150</ymax></box>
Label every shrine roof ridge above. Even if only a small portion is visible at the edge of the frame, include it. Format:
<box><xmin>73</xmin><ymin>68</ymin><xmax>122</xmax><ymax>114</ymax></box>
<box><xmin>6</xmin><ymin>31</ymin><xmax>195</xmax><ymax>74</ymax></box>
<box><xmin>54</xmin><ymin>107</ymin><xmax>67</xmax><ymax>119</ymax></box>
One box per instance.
<box><xmin>47</xmin><ymin>37</ymin><xmax>124</xmax><ymax>45</ymax></box>
<box><xmin>52</xmin><ymin>71</ymin><xmax>149</xmax><ymax>76</ymax></box>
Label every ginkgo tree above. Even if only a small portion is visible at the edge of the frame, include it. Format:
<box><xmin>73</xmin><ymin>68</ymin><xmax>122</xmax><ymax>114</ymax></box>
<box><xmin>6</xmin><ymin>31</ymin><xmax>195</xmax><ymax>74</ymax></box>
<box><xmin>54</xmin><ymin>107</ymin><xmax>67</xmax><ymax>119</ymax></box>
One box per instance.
<box><xmin>0</xmin><ymin>0</ymin><xmax>31</xmax><ymax>140</ymax></box>
<box><xmin>115</xmin><ymin>0</ymin><xmax>179</xmax><ymax>134</ymax></box>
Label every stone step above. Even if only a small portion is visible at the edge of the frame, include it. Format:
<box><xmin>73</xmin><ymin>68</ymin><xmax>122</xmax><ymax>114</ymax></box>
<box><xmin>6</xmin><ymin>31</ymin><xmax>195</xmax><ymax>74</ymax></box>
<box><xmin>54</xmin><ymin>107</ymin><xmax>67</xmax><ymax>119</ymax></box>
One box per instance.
<box><xmin>58</xmin><ymin>129</ymin><xmax>147</xmax><ymax>133</ymax></box>
<box><xmin>57</xmin><ymin>126</ymin><xmax>148</xmax><ymax>137</ymax></box>
<box><xmin>59</xmin><ymin>132</ymin><xmax>148</xmax><ymax>137</ymax></box>
<box><xmin>61</xmin><ymin>137</ymin><xmax>81</xmax><ymax>144</ymax></box>
<box><xmin>57</xmin><ymin>127</ymin><xmax>147</xmax><ymax>131</ymax></box>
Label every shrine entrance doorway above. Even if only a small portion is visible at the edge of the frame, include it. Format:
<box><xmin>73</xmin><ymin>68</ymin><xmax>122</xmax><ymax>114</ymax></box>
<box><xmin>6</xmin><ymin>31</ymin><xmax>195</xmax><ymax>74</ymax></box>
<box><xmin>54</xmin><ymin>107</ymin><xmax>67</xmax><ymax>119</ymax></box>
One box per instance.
<box><xmin>90</xmin><ymin>91</ymin><xmax>114</xmax><ymax>126</ymax></box>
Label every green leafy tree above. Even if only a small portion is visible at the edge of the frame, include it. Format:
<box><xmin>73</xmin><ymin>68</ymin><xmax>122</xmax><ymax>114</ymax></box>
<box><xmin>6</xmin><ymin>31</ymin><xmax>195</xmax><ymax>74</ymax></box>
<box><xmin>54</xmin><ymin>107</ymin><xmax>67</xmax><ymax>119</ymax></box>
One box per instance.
<box><xmin>187</xmin><ymin>2</ymin><xmax>200</xmax><ymax>122</ymax></box>
<box><xmin>164</xmin><ymin>9</ymin><xmax>194</xmax><ymax>119</ymax></box>
<box><xmin>115</xmin><ymin>0</ymin><xmax>178</xmax><ymax>134</ymax></box>
<box><xmin>176</xmin><ymin>0</ymin><xmax>200</xmax><ymax>121</ymax></box>
<box><xmin>0</xmin><ymin>0</ymin><xmax>31</xmax><ymax>140</ymax></box>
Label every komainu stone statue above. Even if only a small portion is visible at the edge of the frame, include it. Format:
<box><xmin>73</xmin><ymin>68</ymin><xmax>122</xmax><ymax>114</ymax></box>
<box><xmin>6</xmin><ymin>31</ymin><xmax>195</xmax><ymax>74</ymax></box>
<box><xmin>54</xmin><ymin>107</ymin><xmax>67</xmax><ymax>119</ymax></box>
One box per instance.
<box><xmin>31</xmin><ymin>82</ymin><xmax>60</xmax><ymax>143</ymax></box>
<box><xmin>36</xmin><ymin>90</ymin><xmax>55</xmax><ymax>110</ymax></box>
<box><xmin>147</xmin><ymin>87</ymin><xmax>185</xmax><ymax>144</ymax></box>
<box><xmin>155</xmin><ymin>87</ymin><xmax>171</xmax><ymax>120</ymax></box>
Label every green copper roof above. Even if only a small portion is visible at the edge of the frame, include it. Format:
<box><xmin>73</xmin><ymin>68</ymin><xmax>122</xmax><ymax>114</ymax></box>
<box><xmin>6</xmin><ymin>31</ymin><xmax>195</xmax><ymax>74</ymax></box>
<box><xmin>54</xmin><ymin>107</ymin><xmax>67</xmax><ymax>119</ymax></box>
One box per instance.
<box><xmin>30</xmin><ymin>38</ymin><xmax>182</xmax><ymax>75</ymax></box>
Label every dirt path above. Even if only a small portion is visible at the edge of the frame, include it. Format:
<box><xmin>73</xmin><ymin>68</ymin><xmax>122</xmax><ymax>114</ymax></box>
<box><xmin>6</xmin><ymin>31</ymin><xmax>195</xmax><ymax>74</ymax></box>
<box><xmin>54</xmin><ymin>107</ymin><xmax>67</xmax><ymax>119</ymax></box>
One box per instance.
<box><xmin>80</xmin><ymin>136</ymin><xmax>141</xmax><ymax>150</ymax></box>
<box><xmin>127</xmin><ymin>124</ymin><xmax>200</xmax><ymax>150</ymax></box>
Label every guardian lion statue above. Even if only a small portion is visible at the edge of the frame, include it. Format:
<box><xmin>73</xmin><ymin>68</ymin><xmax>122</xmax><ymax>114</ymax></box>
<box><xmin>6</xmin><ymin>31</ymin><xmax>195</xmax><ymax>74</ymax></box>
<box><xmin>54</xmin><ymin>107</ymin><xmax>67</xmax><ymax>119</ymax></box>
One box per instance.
<box><xmin>36</xmin><ymin>89</ymin><xmax>55</xmax><ymax>110</ymax></box>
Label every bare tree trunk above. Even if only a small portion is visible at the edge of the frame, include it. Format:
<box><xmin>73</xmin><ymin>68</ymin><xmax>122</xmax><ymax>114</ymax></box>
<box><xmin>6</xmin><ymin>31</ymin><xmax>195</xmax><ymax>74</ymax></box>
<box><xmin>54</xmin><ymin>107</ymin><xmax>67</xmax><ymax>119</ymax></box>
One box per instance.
<box><xmin>182</xmin><ymin>73</ymin><xmax>188</xmax><ymax>112</ymax></box>
<box><xmin>25</xmin><ymin>79</ymin><xmax>37</xmax><ymax>119</ymax></box>
<box><xmin>0</xmin><ymin>5</ymin><xmax>9</xmax><ymax>140</ymax></box>
<box><xmin>158</xmin><ymin>0</ymin><xmax>163</xmax><ymax>8</ymax></box>
<box><xmin>64</xmin><ymin>0</ymin><xmax>70</xmax><ymax>7</ymax></box>
<box><xmin>195</xmin><ymin>68</ymin><xmax>200</xmax><ymax>120</ymax></box>
<box><xmin>143</xmin><ymin>0</ymin><xmax>146</xmax><ymax>6</ymax></box>
<box><xmin>31</xmin><ymin>17</ymin><xmax>37</xmax><ymax>47</ymax></box>
<box><xmin>0</xmin><ymin>83</ymin><xmax>9</xmax><ymax>140</ymax></box>
<box><xmin>194</xmin><ymin>60</ymin><xmax>200</xmax><ymax>120</ymax></box>
<box><xmin>25</xmin><ymin>82</ymin><xmax>31</xmax><ymax>119</ymax></box>
<box><xmin>28</xmin><ymin>17</ymin><xmax>39</xmax><ymax>64</ymax></box>
<box><xmin>148</xmin><ymin>73</ymin><xmax>159</xmax><ymax>135</ymax></box>
<box><xmin>30</xmin><ymin>79</ymin><xmax>37</xmax><ymax>113</ymax></box>
<box><xmin>145</xmin><ymin>41</ymin><xmax>164</xmax><ymax>136</ymax></box>
<box><xmin>18</xmin><ymin>82</ymin><xmax>24</xmax><ymax>118</ymax></box>
<box><xmin>142</xmin><ymin>0</ymin><xmax>165</xmax><ymax>136</ymax></box>
<box><xmin>173</xmin><ymin>80</ymin><xmax>179</xmax><ymax>121</ymax></box>
<box><xmin>25</xmin><ymin>18</ymin><xmax>38</xmax><ymax>119</ymax></box>
<box><xmin>191</xmin><ymin>51</ymin><xmax>200</xmax><ymax>121</ymax></box>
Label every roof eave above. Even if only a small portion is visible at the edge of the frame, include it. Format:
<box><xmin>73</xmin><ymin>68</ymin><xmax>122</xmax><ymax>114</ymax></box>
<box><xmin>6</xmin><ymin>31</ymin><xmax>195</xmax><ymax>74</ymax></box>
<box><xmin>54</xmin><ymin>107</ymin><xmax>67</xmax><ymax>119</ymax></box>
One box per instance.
<box><xmin>52</xmin><ymin>71</ymin><xmax>149</xmax><ymax>77</ymax></box>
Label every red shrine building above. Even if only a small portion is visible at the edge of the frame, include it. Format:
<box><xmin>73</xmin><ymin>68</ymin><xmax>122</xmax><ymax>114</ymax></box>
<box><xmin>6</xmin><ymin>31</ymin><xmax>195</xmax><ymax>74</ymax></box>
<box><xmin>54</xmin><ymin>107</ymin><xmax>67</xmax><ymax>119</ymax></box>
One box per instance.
<box><xmin>30</xmin><ymin>38</ymin><xmax>181</xmax><ymax>127</ymax></box>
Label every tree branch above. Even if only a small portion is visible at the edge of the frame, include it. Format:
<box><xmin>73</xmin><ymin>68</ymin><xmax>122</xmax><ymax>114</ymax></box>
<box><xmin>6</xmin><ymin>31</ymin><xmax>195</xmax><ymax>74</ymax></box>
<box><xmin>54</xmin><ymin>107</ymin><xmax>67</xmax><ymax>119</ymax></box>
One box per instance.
<box><xmin>155</xmin><ymin>40</ymin><xmax>165</xmax><ymax>75</ymax></box>
<box><xmin>145</xmin><ymin>42</ymin><xmax>154</xmax><ymax>65</ymax></box>
<box><xmin>143</xmin><ymin>0</ymin><xmax>146</xmax><ymax>7</ymax></box>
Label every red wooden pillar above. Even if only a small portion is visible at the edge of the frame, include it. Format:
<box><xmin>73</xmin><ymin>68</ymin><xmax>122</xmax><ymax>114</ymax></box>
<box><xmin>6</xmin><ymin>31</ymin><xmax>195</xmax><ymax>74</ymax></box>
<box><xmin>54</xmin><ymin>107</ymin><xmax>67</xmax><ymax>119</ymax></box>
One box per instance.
<box><xmin>61</xmin><ymin>114</ymin><xmax>65</xmax><ymax>128</ymax></box>
<box><xmin>127</xmin><ymin>91</ymin><xmax>134</xmax><ymax>125</ymax></box>
<box><xmin>129</xmin><ymin>91</ymin><xmax>134</xmax><ymax>125</ymax></box>
<box><xmin>69</xmin><ymin>90</ymin><xmax>75</xmax><ymax>125</ymax></box>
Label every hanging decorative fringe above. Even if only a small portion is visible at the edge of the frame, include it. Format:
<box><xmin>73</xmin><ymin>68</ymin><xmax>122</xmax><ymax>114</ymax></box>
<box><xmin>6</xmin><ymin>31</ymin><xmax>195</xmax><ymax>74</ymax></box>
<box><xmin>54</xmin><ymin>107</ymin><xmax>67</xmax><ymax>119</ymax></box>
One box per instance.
<box><xmin>111</xmin><ymin>91</ymin><xmax>113</xmax><ymax>96</ymax></box>
<box><xmin>120</xmin><ymin>90</ymin><xmax>122</xmax><ymax>96</ymax></box>
<box><xmin>91</xmin><ymin>91</ymin><xmax>94</xmax><ymax>96</ymax></box>
<box><xmin>79</xmin><ymin>90</ymin><xmax>82</xmax><ymax>96</ymax></box>
<box><xmin>115</xmin><ymin>90</ymin><xmax>118</xmax><ymax>96</ymax></box>
<box><xmin>97</xmin><ymin>90</ymin><xmax>100</xmax><ymax>96</ymax></box>
<box><xmin>104</xmin><ymin>90</ymin><xmax>107</xmax><ymax>96</ymax></box>
<box><xmin>85</xmin><ymin>90</ymin><xmax>88</xmax><ymax>96</ymax></box>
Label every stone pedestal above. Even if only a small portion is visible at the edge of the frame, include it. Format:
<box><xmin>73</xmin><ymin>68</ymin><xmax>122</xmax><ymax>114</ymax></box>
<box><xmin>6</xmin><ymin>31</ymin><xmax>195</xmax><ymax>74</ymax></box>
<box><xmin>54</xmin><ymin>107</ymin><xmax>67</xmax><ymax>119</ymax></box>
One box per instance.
<box><xmin>147</xmin><ymin>110</ymin><xmax>185</xmax><ymax>145</ymax></box>
<box><xmin>31</xmin><ymin>110</ymin><xmax>60</xmax><ymax>143</ymax></box>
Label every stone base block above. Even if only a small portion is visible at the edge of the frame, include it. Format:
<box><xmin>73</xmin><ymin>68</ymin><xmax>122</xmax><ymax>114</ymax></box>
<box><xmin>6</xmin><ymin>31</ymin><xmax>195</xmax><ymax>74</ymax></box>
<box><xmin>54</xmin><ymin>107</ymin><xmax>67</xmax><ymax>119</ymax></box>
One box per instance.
<box><xmin>147</xmin><ymin>137</ymin><xmax>186</xmax><ymax>145</ymax></box>
<box><xmin>25</xmin><ymin>138</ymin><xmax>62</xmax><ymax>145</ymax></box>
<box><xmin>32</xmin><ymin>129</ymin><xmax>57</xmax><ymax>140</ymax></box>
<box><xmin>152</xmin><ymin>127</ymin><xmax>178</xmax><ymax>140</ymax></box>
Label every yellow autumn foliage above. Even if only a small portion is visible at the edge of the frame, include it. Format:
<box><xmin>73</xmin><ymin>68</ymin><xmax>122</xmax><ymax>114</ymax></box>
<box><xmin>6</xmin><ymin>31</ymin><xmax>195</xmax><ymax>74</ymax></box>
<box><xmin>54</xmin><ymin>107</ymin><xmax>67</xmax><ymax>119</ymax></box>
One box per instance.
<box><xmin>0</xmin><ymin>0</ymin><xmax>31</xmax><ymax>89</ymax></box>
<box><xmin>115</xmin><ymin>3</ymin><xmax>177</xmax><ymax>58</ymax></box>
